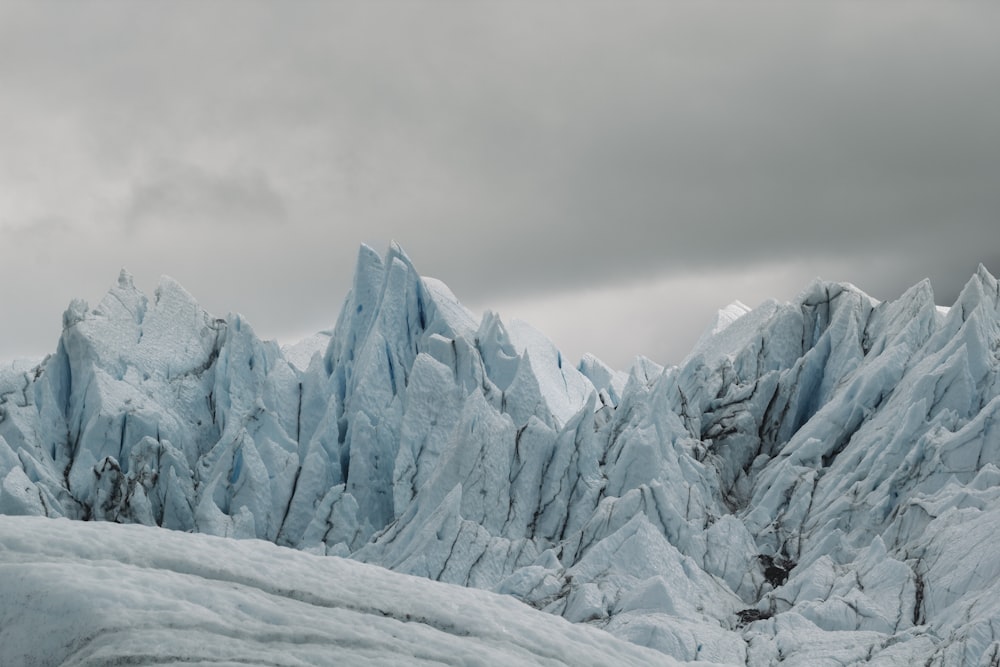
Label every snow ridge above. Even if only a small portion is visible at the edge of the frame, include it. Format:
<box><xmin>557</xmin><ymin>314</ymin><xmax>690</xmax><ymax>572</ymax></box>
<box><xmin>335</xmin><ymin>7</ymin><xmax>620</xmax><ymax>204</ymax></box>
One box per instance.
<box><xmin>2</xmin><ymin>247</ymin><xmax>1000</xmax><ymax>665</ymax></box>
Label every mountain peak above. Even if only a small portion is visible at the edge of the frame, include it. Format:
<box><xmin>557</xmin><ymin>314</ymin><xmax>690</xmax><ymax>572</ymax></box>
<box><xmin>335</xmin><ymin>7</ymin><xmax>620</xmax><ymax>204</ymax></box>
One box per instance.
<box><xmin>3</xmin><ymin>246</ymin><xmax>1000</xmax><ymax>665</ymax></box>
<box><xmin>117</xmin><ymin>267</ymin><xmax>136</xmax><ymax>289</ymax></box>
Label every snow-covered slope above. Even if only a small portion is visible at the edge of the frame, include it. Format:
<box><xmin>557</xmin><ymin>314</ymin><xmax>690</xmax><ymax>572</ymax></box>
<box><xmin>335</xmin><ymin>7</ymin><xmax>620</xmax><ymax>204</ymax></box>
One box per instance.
<box><xmin>0</xmin><ymin>515</ymin><xmax>675</xmax><ymax>666</ymax></box>
<box><xmin>2</xmin><ymin>244</ymin><xmax>1000</xmax><ymax>665</ymax></box>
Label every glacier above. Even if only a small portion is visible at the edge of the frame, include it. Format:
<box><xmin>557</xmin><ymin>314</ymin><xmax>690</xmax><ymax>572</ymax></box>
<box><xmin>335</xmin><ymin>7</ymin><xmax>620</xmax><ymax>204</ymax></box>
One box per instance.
<box><xmin>0</xmin><ymin>515</ymin><xmax>674</xmax><ymax>666</ymax></box>
<box><xmin>2</xmin><ymin>243</ymin><xmax>1000</xmax><ymax>665</ymax></box>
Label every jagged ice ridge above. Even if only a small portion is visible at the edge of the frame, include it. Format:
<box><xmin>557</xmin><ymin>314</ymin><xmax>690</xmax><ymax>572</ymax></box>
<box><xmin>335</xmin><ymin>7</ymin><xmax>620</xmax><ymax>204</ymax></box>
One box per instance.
<box><xmin>2</xmin><ymin>244</ymin><xmax>1000</xmax><ymax>665</ymax></box>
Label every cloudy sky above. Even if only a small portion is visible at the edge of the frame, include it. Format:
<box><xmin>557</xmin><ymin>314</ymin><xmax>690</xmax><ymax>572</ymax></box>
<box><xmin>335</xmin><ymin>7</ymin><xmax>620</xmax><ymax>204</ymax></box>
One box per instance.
<box><xmin>2</xmin><ymin>2</ymin><xmax>998</xmax><ymax>369</ymax></box>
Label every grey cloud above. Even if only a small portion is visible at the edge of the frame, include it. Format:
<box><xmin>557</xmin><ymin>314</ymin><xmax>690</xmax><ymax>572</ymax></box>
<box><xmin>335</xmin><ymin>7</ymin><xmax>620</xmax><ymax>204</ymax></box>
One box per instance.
<box><xmin>322</xmin><ymin>3</ymin><xmax>1000</xmax><ymax>304</ymax></box>
<box><xmin>124</xmin><ymin>161</ymin><xmax>287</xmax><ymax>229</ymax></box>
<box><xmin>1</xmin><ymin>2</ymin><xmax>999</xmax><ymax>364</ymax></box>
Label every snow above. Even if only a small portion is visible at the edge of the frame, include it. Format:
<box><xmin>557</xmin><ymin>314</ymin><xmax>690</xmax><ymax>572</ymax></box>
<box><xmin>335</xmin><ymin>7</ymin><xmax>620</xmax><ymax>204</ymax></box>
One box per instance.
<box><xmin>2</xmin><ymin>245</ymin><xmax>1000</xmax><ymax>664</ymax></box>
<box><xmin>282</xmin><ymin>331</ymin><xmax>332</xmax><ymax>371</ymax></box>
<box><xmin>0</xmin><ymin>515</ymin><xmax>678</xmax><ymax>666</ymax></box>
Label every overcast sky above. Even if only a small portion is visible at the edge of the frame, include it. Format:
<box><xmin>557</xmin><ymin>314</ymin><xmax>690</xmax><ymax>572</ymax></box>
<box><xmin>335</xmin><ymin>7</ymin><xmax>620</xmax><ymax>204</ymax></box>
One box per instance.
<box><xmin>2</xmin><ymin>2</ymin><xmax>998</xmax><ymax>369</ymax></box>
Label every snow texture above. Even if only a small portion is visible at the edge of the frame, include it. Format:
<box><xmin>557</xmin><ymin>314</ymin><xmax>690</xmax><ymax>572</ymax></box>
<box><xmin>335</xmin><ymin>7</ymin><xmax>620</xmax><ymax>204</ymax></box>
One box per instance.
<box><xmin>3</xmin><ymin>245</ymin><xmax>1000</xmax><ymax>665</ymax></box>
<box><xmin>0</xmin><ymin>515</ymin><xmax>676</xmax><ymax>666</ymax></box>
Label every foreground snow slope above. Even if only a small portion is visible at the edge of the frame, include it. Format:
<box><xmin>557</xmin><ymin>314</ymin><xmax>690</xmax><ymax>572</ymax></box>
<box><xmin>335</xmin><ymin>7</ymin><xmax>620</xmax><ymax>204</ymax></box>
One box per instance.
<box><xmin>2</xmin><ymin>244</ymin><xmax>1000</xmax><ymax>664</ymax></box>
<box><xmin>0</xmin><ymin>515</ymin><xmax>677</xmax><ymax>666</ymax></box>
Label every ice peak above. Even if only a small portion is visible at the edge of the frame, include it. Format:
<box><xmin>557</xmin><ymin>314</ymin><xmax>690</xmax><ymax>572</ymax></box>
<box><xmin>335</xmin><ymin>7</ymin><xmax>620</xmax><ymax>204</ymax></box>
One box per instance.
<box><xmin>153</xmin><ymin>275</ymin><xmax>198</xmax><ymax>308</ymax></box>
<box><xmin>974</xmin><ymin>262</ymin><xmax>999</xmax><ymax>299</ymax></box>
<box><xmin>387</xmin><ymin>239</ymin><xmax>414</xmax><ymax>267</ymax></box>
<box><xmin>116</xmin><ymin>268</ymin><xmax>136</xmax><ymax>290</ymax></box>
<box><xmin>97</xmin><ymin>268</ymin><xmax>148</xmax><ymax>326</ymax></box>
<box><xmin>796</xmin><ymin>277</ymin><xmax>869</xmax><ymax>307</ymax></box>
<box><xmin>710</xmin><ymin>300</ymin><xmax>753</xmax><ymax>337</ymax></box>
<box><xmin>350</xmin><ymin>245</ymin><xmax>386</xmax><ymax>303</ymax></box>
<box><xmin>896</xmin><ymin>277</ymin><xmax>936</xmax><ymax>308</ymax></box>
<box><xmin>356</xmin><ymin>242</ymin><xmax>384</xmax><ymax>267</ymax></box>
<box><xmin>950</xmin><ymin>263</ymin><xmax>1000</xmax><ymax>318</ymax></box>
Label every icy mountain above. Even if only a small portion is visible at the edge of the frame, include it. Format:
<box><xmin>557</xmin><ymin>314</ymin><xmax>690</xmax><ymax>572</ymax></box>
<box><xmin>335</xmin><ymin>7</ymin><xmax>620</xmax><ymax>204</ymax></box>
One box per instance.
<box><xmin>2</xmin><ymin>244</ymin><xmax>1000</xmax><ymax>665</ymax></box>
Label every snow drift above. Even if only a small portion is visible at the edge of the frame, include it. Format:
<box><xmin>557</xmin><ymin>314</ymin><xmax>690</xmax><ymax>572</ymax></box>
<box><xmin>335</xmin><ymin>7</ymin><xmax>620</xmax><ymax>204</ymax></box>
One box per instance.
<box><xmin>0</xmin><ymin>515</ymin><xmax>674</xmax><ymax>666</ymax></box>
